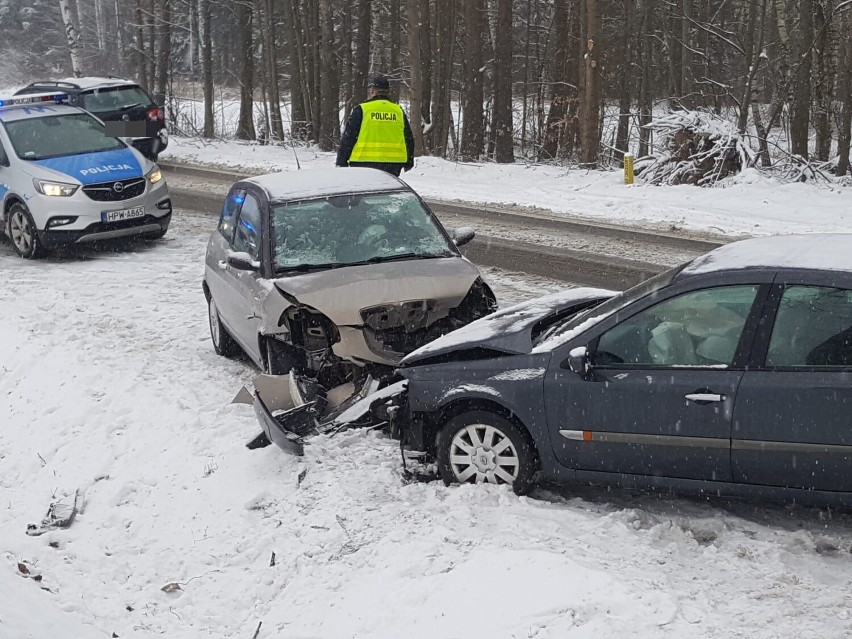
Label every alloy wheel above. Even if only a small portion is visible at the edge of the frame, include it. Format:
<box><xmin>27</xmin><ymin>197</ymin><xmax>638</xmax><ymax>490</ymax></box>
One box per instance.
<box><xmin>10</xmin><ymin>210</ymin><xmax>33</xmax><ymax>254</ymax></box>
<box><xmin>208</xmin><ymin>298</ymin><xmax>222</xmax><ymax>348</ymax></box>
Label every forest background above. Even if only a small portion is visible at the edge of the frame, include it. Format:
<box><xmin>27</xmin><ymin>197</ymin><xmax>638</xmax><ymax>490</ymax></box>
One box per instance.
<box><xmin>2</xmin><ymin>0</ymin><xmax>852</xmax><ymax>175</ymax></box>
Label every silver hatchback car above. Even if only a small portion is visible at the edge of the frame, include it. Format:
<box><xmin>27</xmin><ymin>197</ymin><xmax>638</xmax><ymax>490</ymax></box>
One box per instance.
<box><xmin>203</xmin><ymin>168</ymin><xmax>496</xmax><ymax>435</ymax></box>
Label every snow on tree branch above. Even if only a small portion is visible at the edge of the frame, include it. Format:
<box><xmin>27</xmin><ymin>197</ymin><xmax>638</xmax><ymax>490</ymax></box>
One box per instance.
<box><xmin>635</xmin><ymin>110</ymin><xmax>757</xmax><ymax>186</ymax></box>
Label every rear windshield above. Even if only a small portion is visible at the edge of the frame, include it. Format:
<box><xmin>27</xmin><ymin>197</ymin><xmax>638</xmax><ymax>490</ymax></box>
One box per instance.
<box><xmin>82</xmin><ymin>86</ymin><xmax>154</xmax><ymax>114</ymax></box>
<box><xmin>3</xmin><ymin>113</ymin><xmax>123</xmax><ymax>160</ymax></box>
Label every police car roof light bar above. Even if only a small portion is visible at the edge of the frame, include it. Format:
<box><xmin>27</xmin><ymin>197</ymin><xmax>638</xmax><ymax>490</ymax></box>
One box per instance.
<box><xmin>0</xmin><ymin>93</ymin><xmax>70</xmax><ymax>108</ymax></box>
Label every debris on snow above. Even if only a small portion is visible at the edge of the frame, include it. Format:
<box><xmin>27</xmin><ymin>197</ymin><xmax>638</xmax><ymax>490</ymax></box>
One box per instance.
<box><xmin>26</xmin><ymin>490</ymin><xmax>81</xmax><ymax>537</ymax></box>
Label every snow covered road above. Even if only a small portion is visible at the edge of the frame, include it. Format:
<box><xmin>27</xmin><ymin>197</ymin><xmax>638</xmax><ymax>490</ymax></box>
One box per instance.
<box><xmin>2</xmin><ymin>213</ymin><xmax>852</xmax><ymax>638</ymax></box>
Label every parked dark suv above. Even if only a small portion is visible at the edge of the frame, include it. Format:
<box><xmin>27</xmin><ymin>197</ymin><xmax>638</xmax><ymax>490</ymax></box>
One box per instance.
<box><xmin>15</xmin><ymin>77</ymin><xmax>168</xmax><ymax>161</ymax></box>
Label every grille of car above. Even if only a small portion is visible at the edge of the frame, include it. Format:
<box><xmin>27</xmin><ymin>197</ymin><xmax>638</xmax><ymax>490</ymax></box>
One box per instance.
<box><xmin>82</xmin><ymin>177</ymin><xmax>146</xmax><ymax>202</ymax></box>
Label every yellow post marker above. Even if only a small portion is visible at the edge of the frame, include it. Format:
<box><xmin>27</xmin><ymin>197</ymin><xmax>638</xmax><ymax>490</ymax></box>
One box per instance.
<box><xmin>624</xmin><ymin>152</ymin><xmax>635</xmax><ymax>185</ymax></box>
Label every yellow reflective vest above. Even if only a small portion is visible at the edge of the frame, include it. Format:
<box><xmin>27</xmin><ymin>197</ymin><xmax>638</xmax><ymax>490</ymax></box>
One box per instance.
<box><xmin>349</xmin><ymin>99</ymin><xmax>408</xmax><ymax>163</ymax></box>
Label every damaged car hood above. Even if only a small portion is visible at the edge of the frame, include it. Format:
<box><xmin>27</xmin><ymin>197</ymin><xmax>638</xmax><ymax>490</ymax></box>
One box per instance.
<box><xmin>272</xmin><ymin>257</ymin><xmax>481</xmax><ymax>325</ymax></box>
<box><xmin>401</xmin><ymin>287</ymin><xmax>616</xmax><ymax>365</ymax></box>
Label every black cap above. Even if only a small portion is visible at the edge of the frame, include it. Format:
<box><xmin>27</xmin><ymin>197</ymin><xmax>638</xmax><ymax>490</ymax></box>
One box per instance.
<box><xmin>369</xmin><ymin>75</ymin><xmax>390</xmax><ymax>91</ymax></box>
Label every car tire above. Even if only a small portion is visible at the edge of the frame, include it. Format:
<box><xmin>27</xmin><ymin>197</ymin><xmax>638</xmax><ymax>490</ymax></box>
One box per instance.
<box><xmin>208</xmin><ymin>295</ymin><xmax>239</xmax><ymax>357</ymax></box>
<box><xmin>7</xmin><ymin>204</ymin><xmax>46</xmax><ymax>259</ymax></box>
<box><xmin>436</xmin><ymin>410</ymin><xmax>537</xmax><ymax>495</ymax></box>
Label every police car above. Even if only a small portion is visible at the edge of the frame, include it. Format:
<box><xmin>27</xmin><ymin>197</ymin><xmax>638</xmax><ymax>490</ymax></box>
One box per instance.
<box><xmin>0</xmin><ymin>92</ymin><xmax>171</xmax><ymax>258</ymax></box>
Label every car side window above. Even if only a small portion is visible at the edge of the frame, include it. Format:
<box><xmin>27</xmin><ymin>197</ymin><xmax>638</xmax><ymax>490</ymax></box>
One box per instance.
<box><xmin>0</xmin><ymin>141</ymin><xmax>8</xmax><ymax>166</ymax></box>
<box><xmin>231</xmin><ymin>193</ymin><xmax>262</xmax><ymax>260</ymax></box>
<box><xmin>595</xmin><ymin>285</ymin><xmax>760</xmax><ymax>367</ymax></box>
<box><xmin>766</xmin><ymin>286</ymin><xmax>852</xmax><ymax>367</ymax></box>
<box><xmin>219</xmin><ymin>189</ymin><xmax>245</xmax><ymax>242</ymax></box>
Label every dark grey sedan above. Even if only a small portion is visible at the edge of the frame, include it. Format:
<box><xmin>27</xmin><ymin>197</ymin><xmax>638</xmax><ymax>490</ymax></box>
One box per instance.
<box><xmin>398</xmin><ymin>234</ymin><xmax>852</xmax><ymax>505</ymax></box>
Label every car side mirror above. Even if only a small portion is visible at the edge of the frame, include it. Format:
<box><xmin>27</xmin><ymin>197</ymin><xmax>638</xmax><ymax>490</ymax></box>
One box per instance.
<box><xmin>227</xmin><ymin>252</ymin><xmax>259</xmax><ymax>271</ymax></box>
<box><xmin>565</xmin><ymin>346</ymin><xmax>591</xmax><ymax>376</ymax></box>
<box><xmin>452</xmin><ymin>226</ymin><xmax>476</xmax><ymax>247</ymax></box>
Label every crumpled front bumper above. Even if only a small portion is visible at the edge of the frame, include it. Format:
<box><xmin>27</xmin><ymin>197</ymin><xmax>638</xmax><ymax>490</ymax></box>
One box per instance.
<box><xmin>253</xmin><ymin>391</ymin><xmax>307</xmax><ymax>456</ymax></box>
<box><xmin>238</xmin><ymin>372</ymin><xmax>408</xmax><ymax>456</ymax></box>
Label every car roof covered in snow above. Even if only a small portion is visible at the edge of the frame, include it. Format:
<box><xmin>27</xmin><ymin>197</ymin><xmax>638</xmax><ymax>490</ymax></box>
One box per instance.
<box><xmin>243</xmin><ymin>168</ymin><xmax>408</xmax><ymax>203</ymax></box>
<box><xmin>50</xmin><ymin>77</ymin><xmax>138</xmax><ymax>90</ymax></box>
<box><xmin>681</xmin><ymin>233</ymin><xmax>852</xmax><ymax>276</ymax></box>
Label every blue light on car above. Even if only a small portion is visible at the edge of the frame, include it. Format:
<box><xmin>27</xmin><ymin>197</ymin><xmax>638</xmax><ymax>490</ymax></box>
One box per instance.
<box><xmin>234</xmin><ymin>195</ymin><xmax>245</xmax><ymax>204</ymax></box>
<box><xmin>241</xmin><ymin>219</ymin><xmax>255</xmax><ymax>232</ymax></box>
<box><xmin>0</xmin><ymin>93</ymin><xmax>70</xmax><ymax>108</ymax></box>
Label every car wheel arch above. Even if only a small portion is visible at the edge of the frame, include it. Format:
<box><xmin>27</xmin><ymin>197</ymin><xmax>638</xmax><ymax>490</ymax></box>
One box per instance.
<box><xmin>434</xmin><ymin>398</ymin><xmax>540</xmax><ymax>467</ymax></box>
<box><xmin>4</xmin><ymin>195</ymin><xmax>26</xmax><ymax>217</ymax></box>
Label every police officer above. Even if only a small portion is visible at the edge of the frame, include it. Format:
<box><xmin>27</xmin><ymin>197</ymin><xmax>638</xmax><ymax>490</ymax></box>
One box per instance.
<box><xmin>336</xmin><ymin>75</ymin><xmax>415</xmax><ymax>177</ymax></box>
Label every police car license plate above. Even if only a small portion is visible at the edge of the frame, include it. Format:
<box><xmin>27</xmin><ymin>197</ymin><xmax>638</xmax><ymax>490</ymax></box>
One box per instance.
<box><xmin>102</xmin><ymin>206</ymin><xmax>145</xmax><ymax>223</ymax></box>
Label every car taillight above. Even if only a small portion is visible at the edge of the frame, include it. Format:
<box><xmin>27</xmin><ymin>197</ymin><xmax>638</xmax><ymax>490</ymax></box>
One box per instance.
<box><xmin>147</xmin><ymin>107</ymin><xmax>164</xmax><ymax>122</ymax></box>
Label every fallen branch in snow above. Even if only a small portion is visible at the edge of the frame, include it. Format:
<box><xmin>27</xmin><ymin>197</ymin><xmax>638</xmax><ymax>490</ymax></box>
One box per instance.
<box><xmin>251</xmin><ymin>621</ymin><xmax>263</xmax><ymax>639</ymax></box>
<box><xmin>636</xmin><ymin>110</ymin><xmax>756</xmax><ymax>186</ymax></box>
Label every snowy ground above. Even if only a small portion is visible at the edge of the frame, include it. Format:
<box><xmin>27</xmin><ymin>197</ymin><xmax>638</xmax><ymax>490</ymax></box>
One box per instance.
<box><xmin>161</xmin><ymin>136</ymin><xmax>852</xmax><ymax>240</ymax></box>
<box><xmin>2</xmin><ymin>211</ymin><xmax>852</xmax><ymax>638</ymax></box>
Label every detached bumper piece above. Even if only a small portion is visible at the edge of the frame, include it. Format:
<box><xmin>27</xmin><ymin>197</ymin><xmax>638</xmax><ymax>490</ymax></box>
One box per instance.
<box><xmin>242</xmin><ymin>372</ymin><xmax>408</xmax><ymax>456</ymax></box>
<box><xmin>253</xmin><ymin>391</ymin><xmax>311</xmax><ymax>456</ymax></box>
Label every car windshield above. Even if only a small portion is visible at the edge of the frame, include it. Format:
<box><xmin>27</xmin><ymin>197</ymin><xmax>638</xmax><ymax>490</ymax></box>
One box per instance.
<box><xmin>534</xmin><ymin>264</ymin><xmax>687</xmax><ymax>347</ymax></box>
<box><xmin>3</xmin><ymin>113</ymin><xmax>123</xmax><ymax>160</ymax></box>
<box><xmin>82</xmin><ymin>86</ymin><xmax>154</xmax><ymax>114</ymax></box>
<box><xmin>271</xmin><ymin>191</ymin><xmax>455</xmax><ymax>272</ymax></box>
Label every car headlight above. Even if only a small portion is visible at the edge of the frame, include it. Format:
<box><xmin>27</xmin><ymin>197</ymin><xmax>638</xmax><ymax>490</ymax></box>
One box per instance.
<box><xmin>147</xmin><ymin>166</ymin><xmax>163</xmax><ymax>185</ymax></box>
<box><xmin>33</xmin><ymin>179</ymin><xmax>78</xmax><ymax>197</ymax></box>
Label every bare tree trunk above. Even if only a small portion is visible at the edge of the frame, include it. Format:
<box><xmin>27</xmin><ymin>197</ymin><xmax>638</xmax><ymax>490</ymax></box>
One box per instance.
<box><xmin>493</xmin><ymin>0</ymin><xmax>514</xmax><ymax>163</ymax></box>
<box><xmin>59</xmin><ymin>0</ymin><xmax>84</xmax><ymax>76</ymax></box>
<box><xmin>838</xmin><ymin>5</ymin><xmax>852</xmax><ymax>175</ymax></box>
<box><xmin>638</xmin><ymin>0</ymin><xmax>653</xmax><ymax>156</ymax></box>
<box><xmin>115</xmin><ymin>0</ymin><xmax>125</xmax><ymax>67</ymax></box>
<box><xmin>540</xmin><ymin>0</ymin><xmax>571</xmax><ymax>161</ymax></box>
<box><xmin>460</xmin><ymin>0</ymin><xmax>485</xmax><ymax>160</ymax></box>
<box><xmin>263</xmin><ymin>0</ymin><xmax>285</xmax><ymax>140</ymax></box>
<box><xmin>135</xmin><ymin>0</ymin><xmax>148</xmax><ymax>88</ymax></box>
<box><xmin>236</xmin><ymin>0</ymin><xmax>256</xmax><ymax>140</ymax></box>
<box><xmin>791</xmin><ymin>0</ymin><xmax>813</xmax><ymax>159</ymax></box>
<box><xmin>342</xmin><ymin>1</ymin><xmax>353</xmax><ymax>118</ymax></box>
<box><xmin>146</xmin><ymin>0</ymin><xmax>156</xmax><ymax>87</ymax></box>
<box><xmin>286</xmin><ymin>0</ymin><xmax>309</xmax><ymax>139</ymax></box>
<box><xmin>308</xmin><ymin>0</ymin><xmax>322</xmax><ymax>141</ymax></box>
<box><xmin>615</xmin><ymin>0</ymin><xmax>635</xmax><ymax>156</ymax></box>
<box><xmin>318</xmin><ymin>0</ymin><xmax>338</xmax><ymax>151</ymax></box>
<box><xmin>680</xmin><ymin>0</ymin><xmax>693</xmax><ymax>108</ymax></box>
<box><xmin>353</xmin><ymin>0</ymin><xmax>372</xmax><ymax>104</ymax></box>
<box><xmin>580</xmin><ymin>0</ymin><xmax>602</xmax><ymax>167</ymax></box>
<box><xmin>419</xmin><ymin>0</ymin><xmax>433</xmax><ymax>139</ymax></box>
<box><xmin>200</xmin><ymin>0</ymin><xmax>214</xmax><ymax>137</ymax></box>
<box><xmin>737</xmin><ymin>0</ymin><xmax>767</xmax><ymax>133</ymax></box>
<box><xmin>407</xmin><ymin>0</ymin><xmax>425</xmax><ymax>155</ymax></box>
<box><xmin>431</xmin><ymin>0</ymin><xmax>457</xmax><ymax>157</ymax></box>
<box><xmin>155</xmin><ymin>0</ymin><xmax>171</xmax><ymax>104</ymax></box>
<box><xmin>813</xmin><ymin>0</ymin><xmax>836</xmax><ymax>161</ymax></box>
<box><xmin>390</xmin><ymin>0</ymin><xmax>401</xmax><ymax>101</ymax></box>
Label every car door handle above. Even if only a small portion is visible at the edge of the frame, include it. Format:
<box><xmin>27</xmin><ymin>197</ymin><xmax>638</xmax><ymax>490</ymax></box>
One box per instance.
<box><xmin>685</xmin><ymin>393</ymin><xmax>725</xmax><ymax>403</ymax></box>
<box><xmin>217</xmin><ymin>260</ymin><xmax>228</xmax><ymax>270</ymax></box>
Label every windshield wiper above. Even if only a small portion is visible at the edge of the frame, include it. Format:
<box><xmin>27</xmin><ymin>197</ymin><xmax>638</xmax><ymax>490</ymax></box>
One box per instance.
<box><xmin>275</xmin><ymin>262</ymin><xmax>345</xmax><ymax>274</ymax></box>
<box><xmin>119</xmin><ymin>103</ymin><xmax>144</xmax><ymax>111</ymax></box>
<box><xmin>359</xmin><ymin>252</ymin><xmax>452</xmax><ymax>265</ymax></box>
